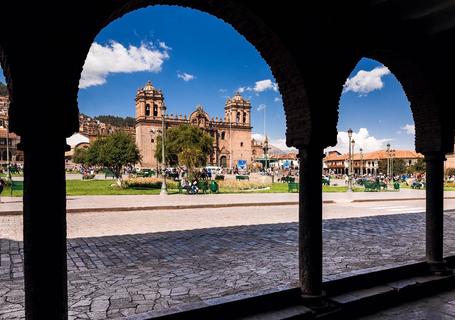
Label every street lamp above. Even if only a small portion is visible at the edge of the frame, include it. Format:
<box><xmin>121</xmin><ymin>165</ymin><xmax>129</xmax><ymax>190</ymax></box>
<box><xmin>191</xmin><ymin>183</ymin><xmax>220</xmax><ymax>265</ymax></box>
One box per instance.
<box><xmin>347</xmin><ymin>128</ymin><xmax>353</xmax><ymax>192</ymax></box>
<box><xmin>386</xmin><ymin>143</ymin><xmax>391</xmax><ymax>178</ymax></box>
<box><xmin>229</xmin><ymin>104</ymin><xmax>232</xmax><ymax>173</ymax></box>
<box><xmin>160</xmin><ymin>113</ymin><xmax>167</xmax><ymax>195</ymax></box>
<box><xmin>351</xmin><ymin>139</ymin><xmax>355</xmax><ymax>175</ymax></box>
<box><xmin>360</xmin><ymin>148</ymin><xmax>363</xmax><ymax>176</ymax></box>
<box><xmin>1</xmin><ymin>119</ymin><xmax>11</xmax><ymax>182</ymax></box>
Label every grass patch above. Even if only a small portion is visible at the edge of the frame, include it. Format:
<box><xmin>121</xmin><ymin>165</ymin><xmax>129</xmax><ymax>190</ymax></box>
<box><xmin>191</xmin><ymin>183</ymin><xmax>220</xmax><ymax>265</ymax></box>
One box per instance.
<box><xmin>5</xmin><ymin>180</ymin><xmax>455</xmax><ymax>197</ymax></box>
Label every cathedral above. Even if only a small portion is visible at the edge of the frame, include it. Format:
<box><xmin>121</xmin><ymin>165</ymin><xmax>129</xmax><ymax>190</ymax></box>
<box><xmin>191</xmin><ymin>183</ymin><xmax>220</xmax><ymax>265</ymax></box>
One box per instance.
<box><xmin>135</xmin><ymin>81</ymin><xmax>256</xmax><ymax>168</ymax></box>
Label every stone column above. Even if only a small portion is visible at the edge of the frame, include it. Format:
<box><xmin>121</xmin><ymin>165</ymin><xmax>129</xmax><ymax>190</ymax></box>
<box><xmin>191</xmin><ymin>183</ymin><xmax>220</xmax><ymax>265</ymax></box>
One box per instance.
<box><xmin>425</xmin><ymin>152</ymin><xmax>452</xmax><ymax>274</ymax></box>
<box><xmin>22</xmin><ymin>135</ymin><xmax>68</xmax><ymax>319</ymax></box>
<box><xmin>299</xmin><ymin>145</ymin><xmax>324</xmax><ymax>301</ymax></box>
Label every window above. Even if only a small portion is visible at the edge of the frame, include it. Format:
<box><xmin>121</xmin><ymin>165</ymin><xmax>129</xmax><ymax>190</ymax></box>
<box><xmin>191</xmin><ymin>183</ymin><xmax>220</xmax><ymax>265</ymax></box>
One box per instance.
<box><xmin>240</xmin><ymin>142</ymin><xmax>243</xmax><ymax>147</ymax></box>
<box><xmin>145</xmin><ymin>104</ymin><xmax>151</xmax><ymax>116</ymax></box>
<box><xmin>221</xmin><ymin>132</ymin><xmax>225</xmax><ymax>140</ymax></box>
<box><xmin>243</xmin><ymin>112</ymin><xmax>247</xmax><ymax>123</ymax></box>
<box><xmin>153</xmin><ymin>104</ymin><xmax>158</xmax><ymax>117</ymax></box>
<box><xmin>236</xmin><ymin>112</ymin><xmax>240</xmax><ymax>123</ymax></box>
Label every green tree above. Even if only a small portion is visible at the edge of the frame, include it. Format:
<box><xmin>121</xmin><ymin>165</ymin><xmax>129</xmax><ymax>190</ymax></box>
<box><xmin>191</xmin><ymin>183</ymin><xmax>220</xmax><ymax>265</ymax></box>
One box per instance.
<box><xmin>85</xmin><ymin>132</ymin><xmax>141</xmax><ymax>179</ymax></box>
<box><xmin>155</xmin><ymin>124</ymin><xmax>213</xmax><ymax>168</ymax></box>
<box><xmin>178</xmin><ymin>147</ymin><xmax>205</xmax><ymax>169</ymax></box>
<box><xmin>94</xmin><ymin>115</ymin><xmax>135</xmax><ymax>127</ymax></box>
<box><xmin>378</xmin><ymin>158</ymin><xmax>407</xmax><ymax>175</ymax></box>
<box><xmin>72</xmin><ymin>147</ymin><xmax>88</xmax><ymax>165</ymax></box>
<box><xmin>407</xmin><ymin>158</ymin><xmax>426</xmax><ymax>174</ymax></box>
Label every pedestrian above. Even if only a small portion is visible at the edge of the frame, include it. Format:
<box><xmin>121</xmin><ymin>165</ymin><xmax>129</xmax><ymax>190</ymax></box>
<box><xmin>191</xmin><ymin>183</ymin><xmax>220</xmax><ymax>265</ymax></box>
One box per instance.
<box><xmin>0</xmin><ymin>178</ymin><xmax>5</xmax><ymax>203</ymax></box>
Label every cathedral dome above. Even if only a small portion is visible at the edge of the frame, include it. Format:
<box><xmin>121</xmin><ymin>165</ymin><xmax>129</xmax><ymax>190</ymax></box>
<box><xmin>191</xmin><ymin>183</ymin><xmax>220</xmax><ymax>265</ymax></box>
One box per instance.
<box><xmin>143</xmin><ymin>81</ymin><xmax>155</xmax><ymax>92</ymax></box>
<box><xmin>231</xmin><ymin>92</ymin><xmax>245</xmax><ymax>102</ymax></box>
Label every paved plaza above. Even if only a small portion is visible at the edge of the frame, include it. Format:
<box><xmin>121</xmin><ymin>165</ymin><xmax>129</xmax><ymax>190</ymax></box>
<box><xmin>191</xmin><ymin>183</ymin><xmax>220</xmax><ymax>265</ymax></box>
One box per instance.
<box><xmin>2</xmin><ymin>202</ymin><xmax>455</xmax><ymax>319</ymax></box>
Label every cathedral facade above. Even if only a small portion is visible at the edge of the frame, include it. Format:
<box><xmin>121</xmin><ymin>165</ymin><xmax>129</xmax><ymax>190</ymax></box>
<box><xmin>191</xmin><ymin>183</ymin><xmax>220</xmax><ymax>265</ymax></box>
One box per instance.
<box><xmin>135</xmin><ymin>81</ymin><xmax>254</xmax><ymax>169</ymax></box>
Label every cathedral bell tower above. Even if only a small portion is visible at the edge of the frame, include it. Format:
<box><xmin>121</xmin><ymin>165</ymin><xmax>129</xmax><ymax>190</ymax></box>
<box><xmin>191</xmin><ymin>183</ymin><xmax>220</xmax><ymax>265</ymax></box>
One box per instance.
<box><xmin>135</xmin><ymin>81</ymin><xmax>166</xmax><ymax>169</ymax></box>
<box><xmin>224</xmin><ymin>92</ymin><xmax>251</xmax><ymax>125</ymax></box>
<box><xmin>135</xmin><ymin>80</ymin><xmax>165</xmax><ymax>120</ymax></box>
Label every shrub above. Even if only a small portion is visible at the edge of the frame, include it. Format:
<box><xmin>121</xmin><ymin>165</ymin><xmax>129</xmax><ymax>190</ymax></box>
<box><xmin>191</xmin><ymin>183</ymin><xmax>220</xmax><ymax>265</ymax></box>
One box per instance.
<box><xmin>215</xmin><ymin>175</ymin><xmax>224</xmax><ymax>181</ymax></box>
<box><xmin>82</xmin><ymin>174</ymin><xmax>95</xmax><ymax>180</ymax></box>
<box><xmin>125</xmin><ymin>177</ymin><xmax>162</xmax><ymax>189</ymax></box>
<box><xmin>218</xmin><ymin>180</ymin><xmax>269</xmax><ymax>191</ymax></box>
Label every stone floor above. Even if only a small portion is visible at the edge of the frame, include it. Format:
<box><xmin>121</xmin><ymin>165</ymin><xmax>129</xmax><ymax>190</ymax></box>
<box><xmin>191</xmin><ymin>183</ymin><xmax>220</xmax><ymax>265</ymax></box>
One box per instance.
<box><xmin>357</xmin><ymin>289</ymin><xmax>455</xmax><ymax>319</ymax></box>
<box><xmin>2</xmin><ymin>212</ymin><xmax>455</xmax><ymax>319</ymax></box>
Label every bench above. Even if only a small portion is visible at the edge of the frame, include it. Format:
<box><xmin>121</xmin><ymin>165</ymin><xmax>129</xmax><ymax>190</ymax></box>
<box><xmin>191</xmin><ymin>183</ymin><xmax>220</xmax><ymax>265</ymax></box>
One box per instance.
<box><xmin>104</xmin><ymin>170</ymin><xmax>116</xmax><ymax>179</ymax></box>
<box><xmin>197</xmin><ymin>181</ymin><xmax>209</xmax><ymax>193</ymax></box>
<box><xmin>281</xmin><ymin>176</ymin><xmax>295</xmax><ymax>183</ymax></box>
<box><xmin>236</xmin><ymin>175</ymin><xmax>249</xmax><ymax>181</ymax></box>
<box><xmin>411</xmin><ymin>181</ymin><xmax>423</xmax><ymax>189</ymax></box>
<box><xmin>10</xmin><ymin>180</ymin><xmax>23</xmax><ymax>196</ymax></box>
<box><xmin>136</xmin><ymin>169</ymin><xmax>154</xmax><ymax>178</ymax></box>
<box><xmin>364</xmin><ymin>181</ymin><xmax>380</xmax><ymax>192</ymax></box>
<box><xmin>288</xmin><ymin>182</ymin><xmax>299</xmax><ymax>192</ymax></box>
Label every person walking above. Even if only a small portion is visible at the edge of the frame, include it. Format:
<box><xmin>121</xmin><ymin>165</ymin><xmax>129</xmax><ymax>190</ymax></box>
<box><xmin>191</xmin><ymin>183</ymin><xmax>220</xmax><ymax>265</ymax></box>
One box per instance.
<box><xmin>0</xmin><ymin>178</ymin><xmax>5</xmax><ymax>203</ymax></box>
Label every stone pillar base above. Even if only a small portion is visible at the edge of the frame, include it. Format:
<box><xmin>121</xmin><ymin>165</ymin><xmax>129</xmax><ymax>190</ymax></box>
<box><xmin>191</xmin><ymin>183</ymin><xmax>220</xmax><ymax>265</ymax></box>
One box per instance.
<box><xmin>301</xmin><ymin>292</ymin><xmax>329</xmax><ymax>309</ymax></box>
<box><xmin>428</xmin><ymin>260</ymin><xmax>453</xmax><ymax>276</ymax></box>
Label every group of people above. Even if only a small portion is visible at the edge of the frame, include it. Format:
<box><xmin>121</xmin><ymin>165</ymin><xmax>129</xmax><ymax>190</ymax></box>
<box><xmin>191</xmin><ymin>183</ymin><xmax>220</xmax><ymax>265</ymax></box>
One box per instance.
<box><xmin>180</xmin><ymin>178</ymin><xmax>200</xmax><ymax>194</ymax></box>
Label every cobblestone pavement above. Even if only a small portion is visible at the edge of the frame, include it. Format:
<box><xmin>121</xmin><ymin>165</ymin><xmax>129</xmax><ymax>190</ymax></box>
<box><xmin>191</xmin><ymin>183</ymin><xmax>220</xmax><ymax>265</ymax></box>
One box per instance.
<box><xmin>356</xmin><ymin>289</ymin><xmax>455</xmax><ymax>319</ymax></box>
<box><xmin>2</xmin><ymin>211</ymin><xmax>455</xmax><ymax>319</ymax></box>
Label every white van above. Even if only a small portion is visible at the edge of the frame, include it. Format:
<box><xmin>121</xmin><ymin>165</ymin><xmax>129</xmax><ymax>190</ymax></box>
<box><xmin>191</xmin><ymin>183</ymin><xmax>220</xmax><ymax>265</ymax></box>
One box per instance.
<box><xmin>205</xmin><ymin>166</ymin><xmax>222</xmax><ymax>175</ymax></box>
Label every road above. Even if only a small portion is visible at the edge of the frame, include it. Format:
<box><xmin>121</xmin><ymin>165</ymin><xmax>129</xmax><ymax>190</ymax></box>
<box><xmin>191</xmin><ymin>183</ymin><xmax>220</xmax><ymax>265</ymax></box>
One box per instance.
<box><xmin>2</xmin><ymin>199</ymin><xmax>455</xmax><ymax>241</ymax></box>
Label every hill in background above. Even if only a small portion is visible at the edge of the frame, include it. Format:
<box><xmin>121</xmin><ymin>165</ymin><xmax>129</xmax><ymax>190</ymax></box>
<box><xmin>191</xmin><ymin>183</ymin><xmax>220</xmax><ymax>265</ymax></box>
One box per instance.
<box><xmin>0</xmin><ymin>82</ymin><xmax>7</xmax><ymax>96</ymax></box>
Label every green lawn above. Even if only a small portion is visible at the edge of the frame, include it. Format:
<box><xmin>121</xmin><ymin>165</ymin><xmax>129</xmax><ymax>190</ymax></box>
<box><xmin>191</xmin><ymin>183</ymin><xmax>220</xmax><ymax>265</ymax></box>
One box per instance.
<box><xmin>3</xmin><ymin>180</ymin><xmax>455</xmax><ymax>197</ymax></box>
<box><xmin>0</xmin><ymin>173</ymin><xmax>23</xmax><ymax>177</ymax></box>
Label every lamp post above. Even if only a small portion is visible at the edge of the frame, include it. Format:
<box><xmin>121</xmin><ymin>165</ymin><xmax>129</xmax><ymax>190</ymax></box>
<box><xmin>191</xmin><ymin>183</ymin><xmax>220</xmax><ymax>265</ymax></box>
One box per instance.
<box><xmin>2</xmin><ymin>119</ymin><xmax>11</xmax><ymax>182</ymax></box>
<box><xmin>160</xmin><ymin>113</ymin><xmax>167</xmax><ymax>195</ymax></box>
<box><xmin>386</xmin><ymin>143</ymin><xmax>391</xmax><ymax>178</ymax></box>
<box><xmin>229</xmin><ymin>105</ymin><xmax>232</xmax><ymax>173</ymax></box>
<box><xmin>360</xmin><ymin>147</ymin><xmax>363</xmax><ymax>176</ymax></box>
<box><xmin>352</xmin><ymin>139</ymin><xmax>355</xmax><ymax>174</ymax></box>
<box><xmin>347</xmin><ymin>128</ymin><xmax>353</xmax><ymax>192</ymax></box>
<box><xmin>263</xmin><ymin>136</ymin><xmax>270</xmax><ymax>171</ymax></box>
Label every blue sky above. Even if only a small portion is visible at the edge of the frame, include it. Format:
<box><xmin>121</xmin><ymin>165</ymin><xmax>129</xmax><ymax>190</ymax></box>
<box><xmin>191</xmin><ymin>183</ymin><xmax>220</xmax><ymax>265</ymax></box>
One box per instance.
<box><xmin>0</xmin><ymin>5</ymin><xmax>415</xmax><ymax>152</ymax></box>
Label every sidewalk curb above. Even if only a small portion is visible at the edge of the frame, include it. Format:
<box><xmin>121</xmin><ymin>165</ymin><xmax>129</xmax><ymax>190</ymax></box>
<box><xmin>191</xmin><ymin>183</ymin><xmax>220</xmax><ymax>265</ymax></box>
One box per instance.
<box><xmin>352</xmin><ymin>196</ymin><xmax>455</xmax><ymax>203</ymax></box>
<box><xmin>1</xmin><ymin>196</ymin><xmax>455</xmax><ymax>216</ymax></box>
<box><xmin>0</xmin><ymin>201</ymin><xmax>309</xmax><ymax>216</ymax></box>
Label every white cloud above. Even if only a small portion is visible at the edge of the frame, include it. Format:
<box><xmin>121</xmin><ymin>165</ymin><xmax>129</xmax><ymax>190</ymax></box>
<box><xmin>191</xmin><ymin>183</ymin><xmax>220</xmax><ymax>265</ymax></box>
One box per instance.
<box><xmin>326</xmin><ymin>128</ymin><xmax>391</xmax><ymax>154</ymax></box>
<box><xmin>237</xmin><ymin>86</ymin><xmax>252</xmax><ymax>93</ymax></box>
<box><xmin>252</xmin><ymin>133</ymin><xmax>265</xmax><ymax>140</ymax></box>
<box><xmin>274</xmin><ymin>97</ymin><xmax>282</xmax><ymax>102</ymax></box>
<box><xmin>253</xmin><ymin>79</ymin><xmax>278</xmax><ymax>93</ymax></box>
<box><xmin>80</xmin><ymin>41</ymin><xmax>170</xmax><ymax>89</ymax></box>
<box><xmin>401</xmin><ymin>124</ymin><xmax>415</xmax><ymax>135</ymax></box>
<box><xmin>257</xmin><ymin>104</ymin><xmax>266</xmax><ymax>111</ymax></box>
<box><xmin>269</xmin><ymin>138</ymin><xmax>297</xmax><ymax>152</ymax></box>
<box><xmin>159</xmin><ymin>42</ymin><xmax>172</xmax><ymax>50</ymax></box>
<box><xmin>251</xmin><ymin>133</ymin><xmax>297</xmax><ymax>152</ymax></box>
<box><xmin>218</xmin><ymin>89</ymin><xmax>227</xmax><ymax>94</ymax></box>
<box><xmin>177</xmin><ymin>72</ymin><xmax>195</xmax><ymax>82</ymax></box>
<box><xmin>343</xmin><ymin>66</ymin><xmax>390</xmax><ymax>95</ymax></box>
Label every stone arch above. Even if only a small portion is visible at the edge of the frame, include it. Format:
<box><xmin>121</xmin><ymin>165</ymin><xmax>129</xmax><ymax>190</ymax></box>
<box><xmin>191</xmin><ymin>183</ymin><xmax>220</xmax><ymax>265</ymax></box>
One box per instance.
<box><xmin>336</xmin><ymin>52</ymin><xmax>447</xmax><ymax>154</ymax></box>
<box><xmin>368</xmin><ymin>52</ymin><xmax>445</xmax><ymax>153</ymax></box>
<box><xmin>72</xmin><ymin>1</ymin><xmax>310</xmax><ymax>143</ymax></box>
